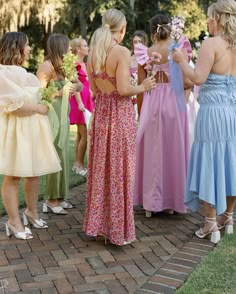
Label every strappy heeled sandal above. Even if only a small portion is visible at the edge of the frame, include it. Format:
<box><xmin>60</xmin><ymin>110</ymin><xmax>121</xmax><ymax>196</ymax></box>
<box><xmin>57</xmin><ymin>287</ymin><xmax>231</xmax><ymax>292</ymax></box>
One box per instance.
<box><xmin>5</xmin><ymin>223</ymin><xmax>33</xmax><ymax>240</ymax></box>
<box><xmin>23</xmin><ymin>212</ymin><xmax>48</xmax><ymax>229</ymax></box>
<box><xmin>218</xmin><ymin>211</ymin><xmax>234</xmax><ymax>234</ymax></box>
<box><xmin>195</xmin><ymin>217</ymin><xmax>221</xmax><ymax>244</ymax></box>
<box><xmin>42</xmin><ymin>203</ymin><xmax>68</xmax><ymax>214</ymax></box>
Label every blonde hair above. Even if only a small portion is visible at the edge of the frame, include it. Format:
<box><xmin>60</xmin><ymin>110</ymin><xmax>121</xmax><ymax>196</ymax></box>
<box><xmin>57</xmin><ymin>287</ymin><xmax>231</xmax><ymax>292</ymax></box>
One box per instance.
<box><xmin>208</xmin><ymin>0</ymin><xmax>236</xmax><ymax>47</ymax></box>
<box><xmin>70</xmin><ymin>37</ymin><xmax>84</xmax><ymax>54</ymax></box>
<box><xmin>90</xmin><ymin>8</ymin><xmax>126</xmax><ymax>74</ymax></box>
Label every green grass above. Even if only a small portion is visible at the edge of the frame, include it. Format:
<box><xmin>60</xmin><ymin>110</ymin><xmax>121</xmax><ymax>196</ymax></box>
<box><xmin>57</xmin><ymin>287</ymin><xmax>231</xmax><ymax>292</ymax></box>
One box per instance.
<box><xmin>176</xmin><ymin>230</ymin><xmax>236</xmax><ymax>294</ymax></box>
<box><xmin>0</xmin><ymin>126</ymin><xmax>86</xmax><ymax>216</ymax></box>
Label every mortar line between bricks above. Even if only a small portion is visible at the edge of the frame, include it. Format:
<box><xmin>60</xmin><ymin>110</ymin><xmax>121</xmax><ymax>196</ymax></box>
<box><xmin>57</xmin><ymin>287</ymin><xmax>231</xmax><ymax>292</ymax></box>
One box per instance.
<box><xmin>171</xmin><ymin>257</ymin><xmax>198</xmax><ymax>263</ymax></box>
<box><xmin>154</xmin><ymin>274</ymin><xmax>184</xmax><ymax>282</ymax></box>
<box><xmin>188</xmin><ymin>242</ymin><xmax>212</xmax><ymax>248</ymax></box>
<box><xmin>179</xmin><ymin>251</ymin><xmax>205</xmax><ymax>257</ymax></box>
<box><xmin>139</xmin><ymin>289</ymin><xmax>160</xmax><ymax>294</ymax></box>
<box><xmin>183</xmin><ymin>246</ymin><xmax>209</xmax><ymax>252</ymax></box>
<box><xmin>160</xmin><ymin>268</ymin><xmax>188</xmax><ymax>276</ymax></box>
<box><xmin>166</xmin><ymin>262</ymin><xmax>193</xmax><ymax>269</ymax></box>
<box><xmin>148</xmin><ymin>281</ymin><xmax>176</xmax><ymax>289</ymax></box>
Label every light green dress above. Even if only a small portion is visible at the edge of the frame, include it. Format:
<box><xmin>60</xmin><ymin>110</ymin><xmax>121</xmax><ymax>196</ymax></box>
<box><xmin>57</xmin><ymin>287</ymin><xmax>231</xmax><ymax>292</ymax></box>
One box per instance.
<box><xmin>44</xmin><ymin>81</ymin><xmax>70</xmax><ymax>200</ymax></box>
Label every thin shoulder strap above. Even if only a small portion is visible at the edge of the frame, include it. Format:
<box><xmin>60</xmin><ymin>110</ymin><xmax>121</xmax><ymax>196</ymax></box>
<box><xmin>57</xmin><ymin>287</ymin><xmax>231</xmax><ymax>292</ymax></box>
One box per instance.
<box><xmin>91</xmin><ymin>49</ymin><xmax>95</xmax><ymax>73</ymax></box>
<box><xmin>214</xmin><ymin>46</ymin><xmax>230</xmax><ymax>65</ymax></box>
<box><xmin>104</xmin><ymin>44</ymin><xmax>117</xmax><ymax>71</ymax></box>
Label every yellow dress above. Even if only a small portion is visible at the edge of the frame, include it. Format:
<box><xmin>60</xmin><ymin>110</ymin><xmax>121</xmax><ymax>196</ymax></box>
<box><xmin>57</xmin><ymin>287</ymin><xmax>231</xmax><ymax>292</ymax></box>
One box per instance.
<box><xmin>0</xmin><ymin>64</ymin><xmax>61</xmax><ymax>177</ymax></box>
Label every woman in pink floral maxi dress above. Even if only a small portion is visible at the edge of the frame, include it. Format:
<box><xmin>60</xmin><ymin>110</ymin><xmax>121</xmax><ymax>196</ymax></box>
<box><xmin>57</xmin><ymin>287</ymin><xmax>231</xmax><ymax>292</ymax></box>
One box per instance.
<box><xmin>83</xmin><ymin>9</ymin><xmax>156</xmax><ymax>246</ymax></box>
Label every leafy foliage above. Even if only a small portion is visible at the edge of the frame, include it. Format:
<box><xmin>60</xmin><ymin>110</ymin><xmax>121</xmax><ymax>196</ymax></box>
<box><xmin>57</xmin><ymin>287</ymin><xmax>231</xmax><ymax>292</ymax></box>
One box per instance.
<box><xmin>0</xmin><ymin>0</ymin><xmax>208</xmax><ymax>71</ymax></box>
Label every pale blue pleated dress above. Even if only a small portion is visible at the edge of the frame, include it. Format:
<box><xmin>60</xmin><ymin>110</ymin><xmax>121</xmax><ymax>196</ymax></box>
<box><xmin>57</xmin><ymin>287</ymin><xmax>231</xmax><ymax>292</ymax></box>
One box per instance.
<box><xmin>184</xmin><ymin>73</ymin><xmax>236</xmax><ymax>215</ymax></box>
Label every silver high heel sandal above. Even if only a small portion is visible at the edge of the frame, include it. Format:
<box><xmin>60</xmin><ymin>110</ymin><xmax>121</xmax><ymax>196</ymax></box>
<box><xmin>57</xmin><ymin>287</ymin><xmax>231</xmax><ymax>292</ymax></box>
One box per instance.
<box><xmin>195</xmin><ymin>217</ymin><xmax>221</xmax><ymax>244</ymax></box>
<box><xmin>23</xmin><ymin>212</ymin><xmax>48</xmax><ymax>229</ymax></box>
<box><xmin>218</xmin><ymin>211</ymin><xmax>234</xmax><ymax>234</ymax></box>
<box><xmin>42</xmin><ymin>202</ymin><xmax>67</xmax><ymax>214</ymax></box>
<box><xmin>5</xmin><ymin>223</ymin><xmax>33</xmax><ymax>240</ymax></box>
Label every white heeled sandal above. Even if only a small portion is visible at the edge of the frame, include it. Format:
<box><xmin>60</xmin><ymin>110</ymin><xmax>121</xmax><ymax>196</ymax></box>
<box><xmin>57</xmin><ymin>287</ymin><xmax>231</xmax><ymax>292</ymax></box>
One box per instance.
<box><xmin>195</xmin><ymin>217</ymin><xmax>221</xmax><ymax>244</ymax></box>
<box><xmin>42</xmin><ymin>203</ymin><xmax>67</xmax><ymax>214</ymax></box>
<box><xmin>23</xmin><ymin>212</ymin><xmax>48</xmax><ymax>229</ymax></box>
<box><xmin>5</xmin><ymin>223</ymin><xmax>33</xmax><ymax>240</ymax></box>
<box><xmin>218</xmin><ymin>211</ymin><xmax>234</xmax><ymax>234</ymax></box>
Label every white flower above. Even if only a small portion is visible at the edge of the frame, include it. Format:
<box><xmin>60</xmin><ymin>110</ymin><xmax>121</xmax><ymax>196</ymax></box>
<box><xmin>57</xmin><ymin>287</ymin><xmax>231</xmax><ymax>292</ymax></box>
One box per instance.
<box><xmin>170</xmin><ymin>16</ymin><xmax>185</xmax><ymax>42</ymax></box>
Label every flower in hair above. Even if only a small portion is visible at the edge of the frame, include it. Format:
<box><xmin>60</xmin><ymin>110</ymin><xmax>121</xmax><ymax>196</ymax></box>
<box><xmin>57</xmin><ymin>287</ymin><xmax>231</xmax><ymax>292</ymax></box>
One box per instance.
<box><xmin>170</xmin><ymin>16</ymin><xmax>185</xmax><ymax>42</ymax></box>
<box><xmin>156</xmin><ymin>24</ymin><xmax>170</xmax><ymax>34</ymax></box>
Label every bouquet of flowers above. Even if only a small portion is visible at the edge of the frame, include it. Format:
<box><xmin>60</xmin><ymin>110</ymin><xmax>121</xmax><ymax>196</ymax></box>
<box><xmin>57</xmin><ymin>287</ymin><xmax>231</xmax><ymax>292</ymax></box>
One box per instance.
<box><xmin>39</xmin><ymin>81</ymin><xmax>59</xmax><ymax>141</ymax></box>
<box><xmin>144</xmin><ymin>51</ymin><xmax>161</xmax><ymax>94</ymax></box>
<box><xmin>168</xmin><ymin>16</ymin><xmax>186</xmax><ymax>112</ymax></box>
<box><xmin>130</xmin><ymin>71</ymin><xmax>138</xmax><ymax>102</ymax></box>
<box><xmin>39</xmin><ymin>81</ymin><xmax>57</xmax><ymax>106</ymax></box>
<box><xmin>144</xmin><ymin>51</ymin><xmax>161</xmax><ymax>77</ymax></box>
<box><xmin>61</xmin><ymin>52</ymin><xmax>77</xmax><ymax>82</ymax></box>
<box><xmin>170</xmin><ymin>16</ymin><xmax>185</xmax><ymax>43</ymax></box>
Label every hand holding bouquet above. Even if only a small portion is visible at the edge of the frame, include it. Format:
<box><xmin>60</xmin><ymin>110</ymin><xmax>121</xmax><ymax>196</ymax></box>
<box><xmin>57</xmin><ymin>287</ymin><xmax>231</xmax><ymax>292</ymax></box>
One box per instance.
<box><xmin>39</xmin><ymin>81</ymin><xmax>57</xmax><ymax>106</ymax></box>
<box><xmin>144</xmin><ymin>52</ymin><xmax>161</xmax><ymax>77</ymax></box>
<box><xmin>144</xmin><ymin>52</ymin><xmax>161</xmax><ymax>94</ymax></box>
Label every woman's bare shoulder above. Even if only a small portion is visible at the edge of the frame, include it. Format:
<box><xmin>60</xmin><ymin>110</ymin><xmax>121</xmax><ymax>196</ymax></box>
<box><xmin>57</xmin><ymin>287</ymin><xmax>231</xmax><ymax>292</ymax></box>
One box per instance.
<box><xmin>114</xmin><ymin>45</ymin><xmax>130</xmax><ymax>56</ymax></box>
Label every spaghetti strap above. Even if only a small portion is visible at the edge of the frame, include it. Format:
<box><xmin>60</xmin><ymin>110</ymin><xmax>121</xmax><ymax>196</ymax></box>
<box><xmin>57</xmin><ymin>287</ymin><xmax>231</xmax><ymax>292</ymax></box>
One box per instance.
<box><xmin>214</xmin><ymin>46</ymin><xmax>230</xmax><ymax>65</ymax></box>
<box><xmin>104</xmin><ymin>43</ymin><xmax>117</xmax><ymax>71</ymax></box>
<box><xmin>91</xmin><ymin>49</ymin><xmax>95</xmax><ymax>73</ymax></box>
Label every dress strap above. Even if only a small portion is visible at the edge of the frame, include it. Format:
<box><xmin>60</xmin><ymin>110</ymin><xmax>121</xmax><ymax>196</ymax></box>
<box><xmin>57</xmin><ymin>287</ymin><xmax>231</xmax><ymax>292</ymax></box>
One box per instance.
<box><xmin>91</xmin><ymin>49</ymin><xmax>96</xmax><ymax>73</ymax></box>
<box><xmin>104</xmin><ymin>43</ymin><xmax>117</xmax><ymax>72</ymax></box>
<box><xmin>214</xmin><ymin>46</ymin><xmax>230</xmax><ymax>65</ymax></box>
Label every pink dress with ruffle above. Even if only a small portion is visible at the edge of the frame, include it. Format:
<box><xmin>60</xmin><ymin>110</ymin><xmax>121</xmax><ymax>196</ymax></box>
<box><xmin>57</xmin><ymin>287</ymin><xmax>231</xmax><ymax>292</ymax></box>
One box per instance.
<box><xmin>134</xmin><ymin>43</ymin><xmax>189</xmax><ymax>213</ymax></box>
<box><xmin>69</xmin><ymin>63</ymin><xmax>94</xmax><ymax>124</ymax></box>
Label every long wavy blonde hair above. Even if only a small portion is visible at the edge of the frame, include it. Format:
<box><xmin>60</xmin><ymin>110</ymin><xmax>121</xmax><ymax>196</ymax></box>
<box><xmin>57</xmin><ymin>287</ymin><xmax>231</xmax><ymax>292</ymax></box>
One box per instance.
<box><xmin>70</xmin><ymin>37</ymin><xmax>84</xmax><ymax>54</ymax></box>
<box><xmin>0</xmin><ymin>32</ymin><xmax>28</xmax><ymax>66</ymax></box>
<box><xmin>208</xmin><ymin>0</ymin><xmax>236</xmax><ymax>47</ymax></box>
<box><xmin>90</xmin><ymin>9</ymin><xmax>126</xmax><ymax>74</ymax></box>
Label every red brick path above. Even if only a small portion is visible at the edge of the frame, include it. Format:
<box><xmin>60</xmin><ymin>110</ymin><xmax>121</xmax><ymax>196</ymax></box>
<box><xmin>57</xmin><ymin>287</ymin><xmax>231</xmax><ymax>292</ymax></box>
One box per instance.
<box><xmin>0</xmin><ymin>183</ymin><xmax>217</xmax><ymax>293</ymax></box>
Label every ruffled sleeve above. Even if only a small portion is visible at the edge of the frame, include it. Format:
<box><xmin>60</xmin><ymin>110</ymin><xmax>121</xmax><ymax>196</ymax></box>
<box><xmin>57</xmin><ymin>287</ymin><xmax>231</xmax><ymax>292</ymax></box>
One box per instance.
<box><xmin>178</xmin><ymin>36</ymin><xmax>192</xmax><ymax>62</ymax></box>
<box><xmin>134</xmin><ymin>43</ymin><xmax>150</xmax><ymax>66</ymax></box>
<box><xmin>0</xmin><ymin>65</ymin><xmax>40</xmax><ymax>114</ymax></box>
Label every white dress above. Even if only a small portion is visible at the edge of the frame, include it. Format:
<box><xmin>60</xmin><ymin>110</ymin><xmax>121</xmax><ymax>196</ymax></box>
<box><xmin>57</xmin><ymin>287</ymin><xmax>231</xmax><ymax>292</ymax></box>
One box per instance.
<box><xmin>0</xmin><ymin>65</ymin><xmax>61</xmax><ymax>177</ymax></box>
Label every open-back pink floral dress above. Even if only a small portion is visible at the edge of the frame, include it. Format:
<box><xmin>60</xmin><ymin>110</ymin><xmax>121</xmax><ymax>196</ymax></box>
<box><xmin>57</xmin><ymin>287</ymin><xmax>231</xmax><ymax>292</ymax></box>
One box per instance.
<box><xmin>83</xmin><ymin>45</ymin><xmax>136</xmax><ymax>246</ymax></box>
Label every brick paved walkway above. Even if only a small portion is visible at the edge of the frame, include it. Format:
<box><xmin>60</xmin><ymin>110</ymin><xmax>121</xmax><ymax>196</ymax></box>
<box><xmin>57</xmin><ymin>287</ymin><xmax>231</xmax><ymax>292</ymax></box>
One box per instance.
<box><xmin>0</xmin><ymin>183</ymin><xmax>216</xmax><ymax>294</ymax></box>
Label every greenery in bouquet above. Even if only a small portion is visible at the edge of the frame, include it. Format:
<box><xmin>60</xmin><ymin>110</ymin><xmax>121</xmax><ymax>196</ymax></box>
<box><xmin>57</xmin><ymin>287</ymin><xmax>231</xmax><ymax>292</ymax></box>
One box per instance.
<box><xmin>39</xmin><ymin>81</ymin><xmax>57</xmax><ymax>105</ymax></box>
<box><xmin>61</xmin><ymin>52</ymin><xmax>77</xmax><ymax>82</ymax></box>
